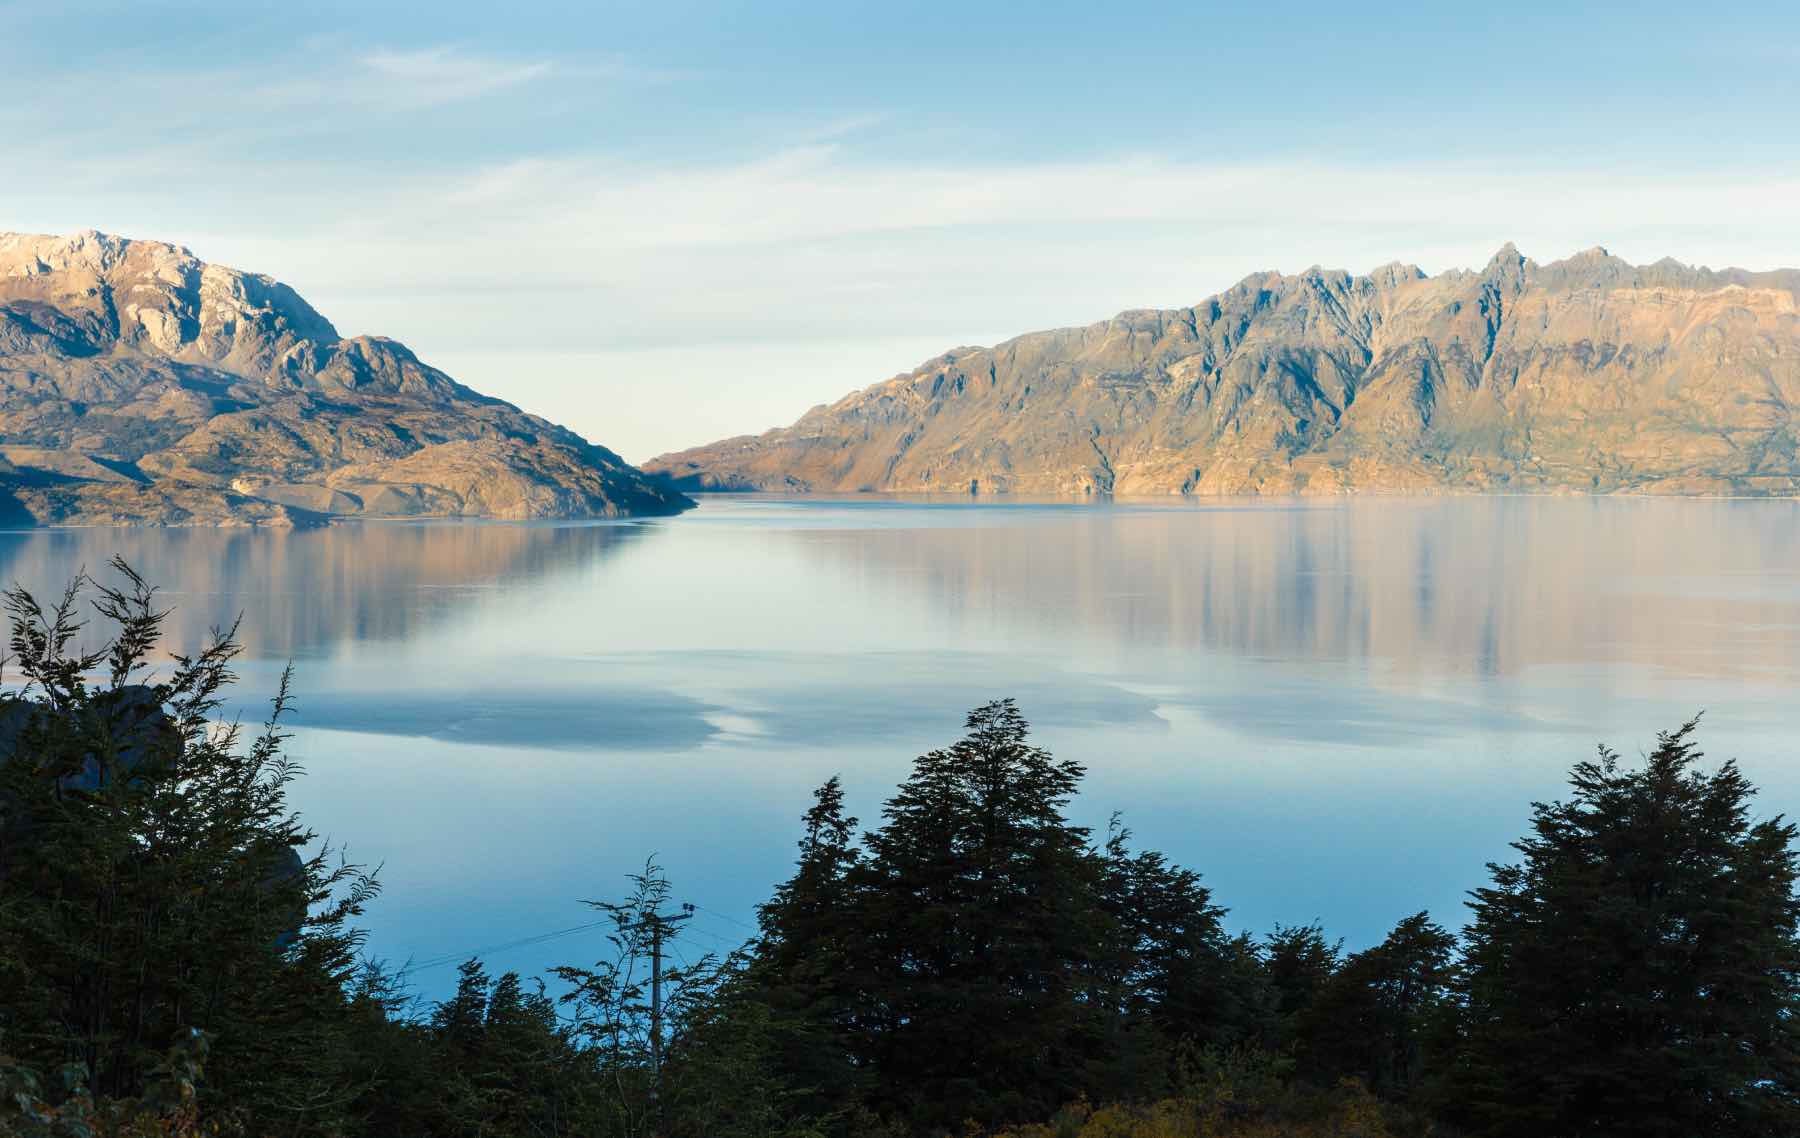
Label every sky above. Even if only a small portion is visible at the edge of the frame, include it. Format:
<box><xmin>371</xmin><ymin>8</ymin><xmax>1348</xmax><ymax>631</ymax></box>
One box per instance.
<box><xmin>5</xmin><ymin>0</ymin><xmax>1800</xmax><ymax>461</ymax></box>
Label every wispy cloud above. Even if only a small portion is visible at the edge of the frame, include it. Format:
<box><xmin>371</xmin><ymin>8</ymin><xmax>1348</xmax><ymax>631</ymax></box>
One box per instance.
<box><xmin>2</xmin><ymin>40</ymin><xmax>591</xmax><ymax>152</ymax></box>
<box><xmin>414</xmin><ymin>148</ymin><xmax>1800</xmax><ymax>263</ymax></box>
<box><xmin>16</xmin><ymin>135</ymin><xmax>1800</xmax><ymax>460</ymax></box>
<box><xmin>248</xmin><ymin>44</ymin><xmax>560</xmax><ymax>113</ymax></box>
<box><xmin>357</xmin><ymin>46</ymin><xmax>553</xmax><ymax>108</ymax></box>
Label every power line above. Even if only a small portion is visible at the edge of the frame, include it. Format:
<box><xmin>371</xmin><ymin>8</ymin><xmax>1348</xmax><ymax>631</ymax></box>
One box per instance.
<box><xmin>681</xmin><ymin>924</ymin><xmax>748</xmax><ymax>949</ymax></box>
<box><xmin>394</xmin><ymin>918</ymin><xmax>613</xmax><ymax>978</ymax></box>
<box><xmin>381</xmin><ymin>910</ymin><xmax>749</xmax><ymax>983</ymax></box>
<box><xmin>673</xmin><ymin>931</ymin><xmax>730</xmax><ymax>958</ymax></box>
<box><xmin>381</xmin><ymin>903</ymin><xmax>756</xmax><ymax>984</ymax></box>
<box><xmin>692</xmin><ymin>903</ymin><xmax>758</xmax><ymax>933</ymax></box>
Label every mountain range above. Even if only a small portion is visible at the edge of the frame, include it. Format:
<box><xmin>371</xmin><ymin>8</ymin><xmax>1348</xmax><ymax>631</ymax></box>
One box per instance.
<box><xmin>646</xmin><ymin>246</ymin><xmax>1800</xmax><ymax>498</ymax></box>
<box><xmin>0</xmin><ymin>230</ymin><xmax>689</xmax><ymax>526</ymax></box>
<box><xmin>9</xmin><ymin>233</ymin><xmax>1800</xmax><ymax>528</ymax></box>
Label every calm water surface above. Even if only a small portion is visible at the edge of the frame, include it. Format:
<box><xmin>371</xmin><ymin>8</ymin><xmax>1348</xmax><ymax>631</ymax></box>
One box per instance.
<box><xmin>4</xmin><ymin>495</ymin><xmax>1799</xmax><ymax>992</ymax></box>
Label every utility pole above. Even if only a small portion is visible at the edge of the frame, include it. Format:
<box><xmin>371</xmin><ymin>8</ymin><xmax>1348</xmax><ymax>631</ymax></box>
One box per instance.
<box><xmin>641</xmin><ymin>902</ymin><xmax>694</xmax><ymax>1094</ymax></box>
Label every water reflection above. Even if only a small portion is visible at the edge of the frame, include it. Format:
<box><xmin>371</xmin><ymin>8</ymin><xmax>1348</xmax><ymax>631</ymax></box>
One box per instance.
<box><xmin>0</xmin><ymin>520</ymin><xmax>658</xmax><ymax>659</ymax></box>
<box><xmin>1</xmin><ymin>497</ymin><xmax>1797</xmax><ymax>990</ymax></box>
<box><xmin>782</xmin><ymin>497</ymin><xmax>1800</xmax><ymax>683</ymax></box>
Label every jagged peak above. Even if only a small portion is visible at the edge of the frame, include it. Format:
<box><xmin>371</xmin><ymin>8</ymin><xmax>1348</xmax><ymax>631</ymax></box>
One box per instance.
<box><xmin>643</xmin><ymin>236</ymin><xmax>1800</xmax><ymax>500</ymax></box>
<box><xmin>1538</xmin><ymin>244</ymin><xmax>1639</xmax><ymax>290</ymax></box>
<box><xmin>0</xmin><ymin>227</ymin><xmax>341</xmax><ymax>344</ymax></box>
<box><xmin>1547</xmin><ymin>244</ymin><xmax>1633</xmax><ymax>272</ymax></box>
<box><xmin>1297</xmin><ymin>264</ymin><xmax>1354</xmax><ymax>289</ymax></box>
<box><xmin>0</xmin><ymin>228</ymin><xmax>195</xmax><ymax>276</ymax></box>
<box><xmin>1483</xmin><ymin>241</ymin><xmax>1529</xmax><ymax>271</ymax></box>
<box><xmin>1226</xmin><ymin>268</ymin><xmax>1286</xmax><ymax>293</ymax></box>
<box><xmin>1367</xmin><ymin>261</ymin><xmax>1427</xmax><ymax>288</ymax></box>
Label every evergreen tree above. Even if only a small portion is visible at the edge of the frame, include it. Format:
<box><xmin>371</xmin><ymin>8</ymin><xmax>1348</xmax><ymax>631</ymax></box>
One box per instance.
<box><xmin>662</xmin><ymin>961</ymin><xmax>814</xmax><ymax>1138</ymax></box>
<box><xmin>0</xmin><ymin>561</ymin><xmax>377</xmax><ymax>1136</ymax></box>
<box><xmin>338</xmin><ymin>963</ymin><xmax>441</xmax><ymax>1138</ymax></box>
<box><xmin>422</xmin><ymin>959</ymin><xmax>495</xmax><ymax>1134</ymax></box>
<box><xmin>479</xmin><ymin>970</ymin><xmax>598</xmax><ymax>1137</ymax></box>
<box><xmin>1259</xmin><ymin>923</ymin><xmax>1340</xmax><ymax>1055</ymax></box>
<box><xmin>1451</xmin><ymin>720</ymin><xmax>1800</xmax><ymax>1136</ymax></box>
<box><xmin>845</xmin><ymin>699</ymin><xmax>1118</xmax><ymax>1131</ymax></box>
<box><xmin>1099</xmin><ymin>819</ymin><xmax>1258</xmax><ymax>1091</ymax></box>
<box><xmin>1296</xmin><ymin>912</ymin><xmax>1455</xmax><ymax>1100</ymax></box>
<box><xmin>746</xmin><ymin>776</ymin><xmax>869</xmax><ymax>1127</ymax></box>
<box><xmin>434</xmin><ymin>959</ymin><xmax>493</xmax><ymax>1055</ymax></box>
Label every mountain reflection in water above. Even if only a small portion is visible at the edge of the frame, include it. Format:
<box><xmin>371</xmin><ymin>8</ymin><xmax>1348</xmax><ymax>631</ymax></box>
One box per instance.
<box><xmin>781</xmin><ymin>496</ymin><xmax>1800</xmax><ymax>682</ymax></box>
<box><xmin>0</xmin><ymin>519</ymin><xmax>654</xmax><ymax>658</ymax></box>
<box><xmin>2</xmin><ymin>496</ymin><xmax>1797</xmax><ymax>994</ymax></box>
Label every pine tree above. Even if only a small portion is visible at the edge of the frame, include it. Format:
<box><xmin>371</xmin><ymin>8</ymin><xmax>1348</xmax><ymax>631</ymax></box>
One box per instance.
<box><xmin>746</xmin><ymin>776</ymin><xmax>868</xmax><ymax>1127</ymax></box>
<box><xmin>1099</xmin><ymin>819</ymin><xmax>1258</xmax><ymax>1091</ymax></box>
<box><xmin>1259</xmin><ymin>923</ymin><xmax>1341</xmax><ymax>1055</ymax></box>
<box><xmin>433</xmin><ymin>960</ymin><xmax>493</xmax><ymax>1055</ymax></box>
<box><xmin>481</xmin><ymin>971</ymin><xmax>593</xmax><ymax>1137</ymax></box>
<box><xmin>338</xmin><ymin>963</ymin><xmax>442</xmax><ymax>1138</ymax></box>
<box><xmin>846</xmin><ymin>699</ymin><xmax>1118</xmax><ymax>1131</ymax></box>
<box><xmin>1451</xmin><ymin>720</ymin><xmax>1800</xmax><ymax>1136</ymax></box>
<box><xmin>1296</xmin><ymin>912</ymin><xmax>1455</xmax><ymax>1100</ymax></box>
<box><xmin>661</xmin><ymin>963</ymin><xmax>805</xmax><ymax>1138</ymax></box>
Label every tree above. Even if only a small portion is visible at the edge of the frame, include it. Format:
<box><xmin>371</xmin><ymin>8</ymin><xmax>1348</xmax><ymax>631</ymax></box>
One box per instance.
<box><xmin>1098</xmin><ymin>818</ymin><xmax>1260</xmax><ymax>1093</ymax></box>
<box><xmin>336</xmin><ymin>963</ymin><xmax>442</xmax><ymax>1138</ymax></box>
<box><xmin>1451</xmin><ymin>719</ymin><xmax>1800</xmax><ymax>1137</ymax></box>
<box><xmin>744</xmin><ymin>776</ymin><xmax>869</xmax><ymax>1129</ymax></box>
<box><xmin>555</xmin><ymin>859</ymin><xmax>720</xmax><ymax>1138</ymax></box>
<box><xmin>844</xmin><ymin>699</ymin><xmax>1119</xmax><ymax>1131</ymax></box>
<box><xmin>434</xmin><ymin>964</ymin><xmax>602</xmax><ymax>1138</ymax></box>
<box><xmin>434</xmin><ymin>959</ymin><xmax>494</xmax><ymax>1056</ymax></box>
<box><xmin>1259</xmin><ymin>923</ymin><xmax>1340</xmax><ymax>1055</ymax></box>
<box><xmin>0</xmin><ymin>560</ymin><xmax>377</xmax><ymax>1136</ymax></box>
<box><xmin>660</xmin><ymin>962</ymin><xmax>816</xmax><ymax>1138</ymax></box>
<box><xmin>481</xmin><ymin>971</ymin><xmax>582</xmax><ymax>1136</ymax></box>
<box><xmin>1296</xmin><ymin>912</ymin><xmax>1455</xmax><ymax>1100</ymax></box>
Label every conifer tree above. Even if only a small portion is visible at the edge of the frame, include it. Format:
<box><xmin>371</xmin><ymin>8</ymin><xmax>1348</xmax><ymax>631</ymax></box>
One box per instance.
<box><xmin>1099</xmin><ymin>819</ymin><xmax>1259</xmax><ymax>1090</ymax></box>
<box><xmin>434</xmin><ymin>959</ymin><xmax>493</xmax><ymax>1054</ymax></box>
<box><xmin>479</xmin><ymin>970</ymin><xmax>594</xmax><ymax>1137</ymax></box>
<box><xmin>1451</xmin><ymin>720</ymin><xmax>1800</xmax><ymax>1137</ymax></box>
<box><xmin>846</xmin><ymin>699</ymin><xmax>1118</xmax><ymax>1130</ymax></box>
<box><xmin>747</xmin><ymin>776</ymin><xmax>868</xmax><ymax>1125</ymax></box>
<box><xmin>1296</xmin><ymin>912</ymin><xmax>1455</xmax><ymax>1100</ymax></box>
<box><xmin>0</xmin><ymin>561</ymin><xmax>377</xmax><ymax>1135</ymax></box>
<box><xmin>1259</xmin><ymin>923</ymin><xmax>1341</xmax><ymax>1055</ymax></box>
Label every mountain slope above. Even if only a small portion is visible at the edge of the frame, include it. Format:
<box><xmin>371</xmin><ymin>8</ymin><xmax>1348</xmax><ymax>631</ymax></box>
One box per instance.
<box><xmin>645</xmin><ymin>246</ymin><xmax>1800</xmax><ymax>497</ymax></box>
<box><xmin>0</xmin><ymin>230</ymin><xmax>690</xmax><ymax>525</ymax></box>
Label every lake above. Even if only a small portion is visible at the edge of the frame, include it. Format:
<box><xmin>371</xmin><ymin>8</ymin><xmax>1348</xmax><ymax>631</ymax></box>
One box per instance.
<box><xmin>4</xmin><ymin>494</ymin><xmax>1799</xmax><ymax>994</ymax></box>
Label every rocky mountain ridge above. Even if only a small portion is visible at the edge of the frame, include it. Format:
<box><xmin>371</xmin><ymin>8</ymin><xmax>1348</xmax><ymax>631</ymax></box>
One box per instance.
<box><xmin>646</xmin><ymin>245</ymin><xmax>1800</xmax><ymax>498</ymax></box>
<box><xmin>0</xmin><ymin>229</ymin><xmax>690</xmax><ymax>525</ymax></box>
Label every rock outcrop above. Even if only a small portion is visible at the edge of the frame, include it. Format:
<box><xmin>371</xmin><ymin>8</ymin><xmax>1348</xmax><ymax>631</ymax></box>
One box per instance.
<box><xmin>646</xmin><ymin>246</ymin><xmax>1800</xmax><ymax>497</ymax></box>
<box><xmin>0</xmin><ymin>230</ymin><xmax>690</xmax><ymax>525</ymax></box>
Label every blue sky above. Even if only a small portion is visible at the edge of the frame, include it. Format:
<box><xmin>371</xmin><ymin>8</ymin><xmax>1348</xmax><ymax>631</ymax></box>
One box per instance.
<box><xmin>5</xmin><ymin>0</ymin><xmax>1800</xmax><ymax>459</ymax></box>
